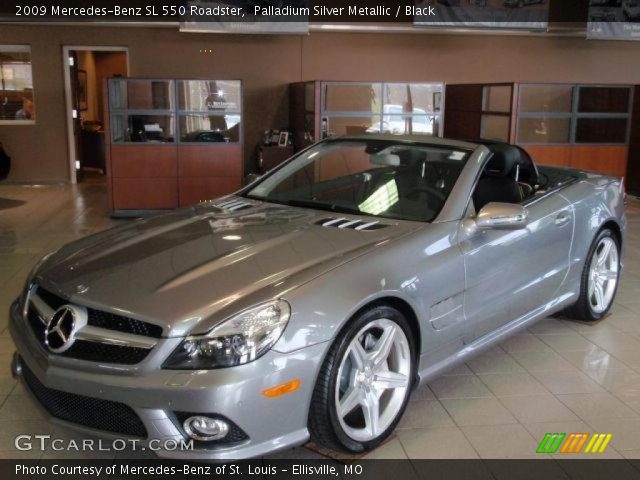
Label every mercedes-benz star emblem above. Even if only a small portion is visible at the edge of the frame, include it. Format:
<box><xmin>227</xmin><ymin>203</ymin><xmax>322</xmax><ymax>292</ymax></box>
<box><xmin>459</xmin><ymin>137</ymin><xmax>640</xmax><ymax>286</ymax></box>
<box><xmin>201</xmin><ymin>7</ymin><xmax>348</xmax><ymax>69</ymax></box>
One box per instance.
<box><xmin>44</xmin><ymin>306</ymin><xmax>77</xmax><ymax>353</ymax></box>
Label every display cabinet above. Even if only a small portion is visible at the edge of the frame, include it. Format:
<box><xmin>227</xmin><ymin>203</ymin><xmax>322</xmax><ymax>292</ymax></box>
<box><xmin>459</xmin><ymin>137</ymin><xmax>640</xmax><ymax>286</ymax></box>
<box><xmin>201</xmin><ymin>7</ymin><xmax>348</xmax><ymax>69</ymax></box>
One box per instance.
<box><xmin>627</xmin><ymin>85</ymin><xmax>640</xmax><ymax>196</ymax></box>
<box><xmin>105</xmin><ymin>78</ymin><xmax>243</xmax><ymax>214</ymax></box>
<box><xmin>445</xmin><ymin>82</ymin><xmax>633</xmax><ymax>179</ymax></box>
<box><xmin>291</xmin><ymin>81</ymin><xmax>444</xmax><ymax>153</ymax></box>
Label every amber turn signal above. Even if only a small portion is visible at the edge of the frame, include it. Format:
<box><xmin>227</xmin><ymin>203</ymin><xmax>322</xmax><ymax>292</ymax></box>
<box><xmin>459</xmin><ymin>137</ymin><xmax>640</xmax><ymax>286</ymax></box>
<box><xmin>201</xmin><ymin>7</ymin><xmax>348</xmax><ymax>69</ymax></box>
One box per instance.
<box><xmin>262</xmin><ymin>379</ymin><xmax>301</xmax><ymax>398</ymax></box>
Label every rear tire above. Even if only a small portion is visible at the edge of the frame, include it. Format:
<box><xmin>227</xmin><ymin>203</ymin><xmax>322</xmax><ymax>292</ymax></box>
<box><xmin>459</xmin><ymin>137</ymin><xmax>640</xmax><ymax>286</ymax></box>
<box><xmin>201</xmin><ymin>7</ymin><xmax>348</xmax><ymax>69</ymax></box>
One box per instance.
<box><xmin>308</xmin><ymin>305</ymin><xmax>416</xmax><ymax>453</ymax></box>
<box><xmin>564</xmin><ymin>228</ymin><xmax>620</xmax><ymax>322</ymax></box>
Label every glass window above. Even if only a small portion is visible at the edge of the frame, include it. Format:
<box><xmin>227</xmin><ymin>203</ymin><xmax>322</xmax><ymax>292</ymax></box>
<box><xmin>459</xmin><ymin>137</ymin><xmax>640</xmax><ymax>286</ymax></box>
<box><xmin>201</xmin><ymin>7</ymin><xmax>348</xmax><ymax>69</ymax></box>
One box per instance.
<box><xmin>575</xmin><ymin>118</ymin><xmax>628</xmax><ymax>144</ymax></box>
<box><xmin>481</xmin><ymin>114</ymin><xmax>511</xmax><ymax>142</ymax></box>
<box><xmin>325</xmin><ymin>116</ymin><xmax>382</xmax><ymax>137</ymax></box>
<box><xmin>321</xmin><ymin>82</ymin><xmax>443</xmax><ymax>138</ymax></box>
<box><xmin>323</xmin><ymin>83</ymin><xmax>382</xmax><ymax>113</ymax></box>
<box><xmin>110</xmin><ymin>79</ymin><xmax>174</xmax><ymax>111</ymax></box>
<box><xmin>578</xmin><ymin>87</ymin><xmax>630</xmax><ymax>114</ymax></box>
<box><xmin>382</xmin><ymin>115</ymin><xmax>437</xmax><ymax>136</ymax></box>
<box><xmin>304</xmin><ymin>82</ymin><xmax>315</xmax><ymax>112</ymax></box>
<box><xmin>111</xmin><ymin>114</ymin><xmax>175</xmax><ymax>143</ymax></box>
<box><xmin>177</xmin><ymin>80</ymin><xmax>241</xmax><ymax>113</ymax></box>
<box><xmin>519</xmin><ymin>85</ymin><xmax>573</xmax><ymax>113</ymax></box>
<box><xmin>0</xmin><ymin>45</ymin><xmax>35</xmax><ymax>123</ymax></box>
<box><xmin>518</xmin><ymin>117</ymin><xmax>571</xmax><ymax>144</ymax></box>
<box><xmin>516</xmin><ymin>84</ymin><xmax>631</xmax><ymax>145</ymax></box>
<box><xmin>109</xmin><ymin>79</ymin><xmax>241</xmax><ymax>144</ymax></box>
<box><xmin>483</xmin><ymin>85</ymin><xmax>512</xmax><ymax>113</ymax></box>
<box><xmin>246</xmin><ymin>139</ymin><xmax>470</xmax><ymax>223</ymax></box>
<box><xmin>176</xmin><ymin>80</ymin><xmax>241</xmax><ymax>143</ymax></box>
<box><xmin>179</xmin><ymin>114</ymin><xmax>240</xmax><ymax>143</ymax></box>
<box><xmin>384</xmin><ymin>83</ymin><xmax>443</xmax><ymax>114</ymax></box>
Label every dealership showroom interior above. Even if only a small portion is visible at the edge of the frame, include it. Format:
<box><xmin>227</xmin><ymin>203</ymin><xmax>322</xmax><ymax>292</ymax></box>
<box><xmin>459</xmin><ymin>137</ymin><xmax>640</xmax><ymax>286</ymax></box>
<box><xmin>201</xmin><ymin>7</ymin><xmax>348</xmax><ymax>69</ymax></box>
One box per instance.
<box><xmin>2</xmin><ymin>0</ymin><xmax>640</xmax><ymax>473</ymax></box>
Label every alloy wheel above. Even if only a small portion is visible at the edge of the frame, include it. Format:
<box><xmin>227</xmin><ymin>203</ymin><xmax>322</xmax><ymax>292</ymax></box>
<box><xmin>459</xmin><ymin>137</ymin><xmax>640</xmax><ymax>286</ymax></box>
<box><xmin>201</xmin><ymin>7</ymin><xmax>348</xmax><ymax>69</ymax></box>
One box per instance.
<box><xmin>334</xmin><ymin>319</ymin><xmax>411</xmax><ymax>442</ymax></box>
<box><xmin>588</xmin><ymin>236</ymin><xmax>619</xmax><ymax>314</ymax></box>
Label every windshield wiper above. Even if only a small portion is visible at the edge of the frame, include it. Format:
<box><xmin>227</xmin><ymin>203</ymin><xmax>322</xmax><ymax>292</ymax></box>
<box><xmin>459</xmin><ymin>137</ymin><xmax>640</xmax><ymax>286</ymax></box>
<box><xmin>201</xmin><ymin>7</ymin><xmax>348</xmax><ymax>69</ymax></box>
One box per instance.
<box><xmin>285</xmin><ymin>199</ymin><xmax>362</xmax><ymax>215</ymax></box>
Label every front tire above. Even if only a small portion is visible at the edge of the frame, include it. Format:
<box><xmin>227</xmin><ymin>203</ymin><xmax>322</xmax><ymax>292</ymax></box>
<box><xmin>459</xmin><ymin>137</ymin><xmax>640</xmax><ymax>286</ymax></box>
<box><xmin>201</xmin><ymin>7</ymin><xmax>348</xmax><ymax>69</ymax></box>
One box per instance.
<box><xmin>308</xmin><ymin>305</ymin><xmax>416</xmax><ymax>453</ymax></box>
<box><xmin>565</xmin><ymin>228</ymin><xmax>620</xmax><ymax>322</ymax></box>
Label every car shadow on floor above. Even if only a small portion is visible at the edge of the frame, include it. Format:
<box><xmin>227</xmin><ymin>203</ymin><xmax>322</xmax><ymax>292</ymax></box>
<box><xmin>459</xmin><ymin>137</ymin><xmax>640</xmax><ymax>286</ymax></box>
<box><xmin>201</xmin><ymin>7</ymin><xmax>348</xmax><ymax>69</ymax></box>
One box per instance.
<box><xmin>0</xmin><ymin>198</ymin><xmax>26</xmax><ymax>210</ymax></box>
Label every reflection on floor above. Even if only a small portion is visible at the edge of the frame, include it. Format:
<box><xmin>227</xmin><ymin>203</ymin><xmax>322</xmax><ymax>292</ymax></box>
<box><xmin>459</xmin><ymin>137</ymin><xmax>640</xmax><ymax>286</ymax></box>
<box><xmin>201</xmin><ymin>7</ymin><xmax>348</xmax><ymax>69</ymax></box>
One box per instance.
<box><xmin>0</xmin><ymin>181</ymin><xmax>639</xmax><ymax>460</ymax></box>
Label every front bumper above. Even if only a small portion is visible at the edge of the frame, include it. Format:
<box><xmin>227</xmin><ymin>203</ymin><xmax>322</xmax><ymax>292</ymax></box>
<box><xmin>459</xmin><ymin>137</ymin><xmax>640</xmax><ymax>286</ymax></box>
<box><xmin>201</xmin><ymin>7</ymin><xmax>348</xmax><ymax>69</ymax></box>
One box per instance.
<box><xmin>9</xmin><ymin>300</ymin><xmax>327</xmax><ymax>460</ymax></box>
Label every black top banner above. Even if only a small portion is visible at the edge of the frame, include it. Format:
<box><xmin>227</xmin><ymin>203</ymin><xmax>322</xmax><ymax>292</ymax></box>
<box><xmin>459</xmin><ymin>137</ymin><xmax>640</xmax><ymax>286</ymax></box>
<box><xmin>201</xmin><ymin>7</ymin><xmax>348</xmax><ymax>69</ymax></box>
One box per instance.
<box><xmin>587</xmin><ymin>0</ymin><xmax>640</xmax><ymax>40</ymax></box>
<box><xmin>0</xmin><ymin>0</ymin><xmax>593</xmax><ymax>24</ymax></box>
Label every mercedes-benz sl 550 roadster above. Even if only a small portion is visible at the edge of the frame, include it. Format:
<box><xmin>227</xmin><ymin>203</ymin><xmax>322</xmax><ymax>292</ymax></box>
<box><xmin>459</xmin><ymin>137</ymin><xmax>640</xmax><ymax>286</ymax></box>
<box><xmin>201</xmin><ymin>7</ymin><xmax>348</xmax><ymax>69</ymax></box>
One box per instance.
<box><xmin>10</xmin><ymin>135</ymin><xmax>626</xmax><ymax>459</ymax></box>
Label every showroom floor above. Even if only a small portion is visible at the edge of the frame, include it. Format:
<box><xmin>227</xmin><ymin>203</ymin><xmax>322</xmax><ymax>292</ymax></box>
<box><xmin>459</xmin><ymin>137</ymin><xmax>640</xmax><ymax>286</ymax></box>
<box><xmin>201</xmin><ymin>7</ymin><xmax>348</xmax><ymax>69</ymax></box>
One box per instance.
<box><xmin>0</xmin><ymin>181</ymin><xmax>639</xmax><ymax>460</ymax></box>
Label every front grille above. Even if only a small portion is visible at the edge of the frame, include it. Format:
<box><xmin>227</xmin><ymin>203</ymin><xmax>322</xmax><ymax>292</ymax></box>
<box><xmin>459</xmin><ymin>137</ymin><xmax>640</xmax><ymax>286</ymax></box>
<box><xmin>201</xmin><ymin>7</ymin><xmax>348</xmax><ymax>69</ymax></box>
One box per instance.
<box><xmin>36</xmin><ymin>287</ymin><xmax>163</xmax><ymax>338</ymax></box>
<box><xmin>22</xmin><ymin>363</ymin><xmax>147</xmax><ymax>438</ymax></box>
<box><xmin>62</xmin><ymin>341</ymin><xmax>150</xmax><ymax>365</ymax></box>
<box><xmin>87</xmin><ymin>309</ymin><xmax>163</xmax><ymax>338</ymax></box>
<box><xmin>36</xmin><ymin>287</ymin><xmax>67</xmax><ymax>310</ymax></box>
<box><xmin>27</xmin><ymin>305</ymin><xmax>46</xmax><ymax>343</ymax></box>
<box><xmin>25</xmin><ymin>286</ymin><xmax>158</xmax><ymax>365</ymax></box>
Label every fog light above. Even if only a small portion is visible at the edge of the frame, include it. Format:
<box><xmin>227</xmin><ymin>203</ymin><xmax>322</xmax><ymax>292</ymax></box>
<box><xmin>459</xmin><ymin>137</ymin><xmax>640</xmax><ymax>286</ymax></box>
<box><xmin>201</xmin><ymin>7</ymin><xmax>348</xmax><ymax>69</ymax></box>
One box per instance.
<box><xmin>182</xmin><ymin>416</ymin><xmax>229</xmax><ymax>441</ymax></box>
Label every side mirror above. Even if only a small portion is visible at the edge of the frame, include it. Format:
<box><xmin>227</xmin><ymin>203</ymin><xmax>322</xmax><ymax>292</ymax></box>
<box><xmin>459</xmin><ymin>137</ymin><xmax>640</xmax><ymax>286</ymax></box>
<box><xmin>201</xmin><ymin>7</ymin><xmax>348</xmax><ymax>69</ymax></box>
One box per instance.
<box><xmin>475</xmin><ymin>202</ymin><xmax>528</xmax><ymax>230</ymax></box>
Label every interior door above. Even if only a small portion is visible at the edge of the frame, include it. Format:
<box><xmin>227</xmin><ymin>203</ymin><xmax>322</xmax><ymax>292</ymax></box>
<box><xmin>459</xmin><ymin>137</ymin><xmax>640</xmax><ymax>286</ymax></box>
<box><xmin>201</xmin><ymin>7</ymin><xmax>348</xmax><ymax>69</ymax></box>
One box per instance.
<box><xmin>460</xmin><ymin>193</ymin><xmax>574</xmax><ymax>339</ymax></box>
<box><xmin>69</xmin><ymin>51</ymin><xmax>83</xmax><ymax>181</ymax></box>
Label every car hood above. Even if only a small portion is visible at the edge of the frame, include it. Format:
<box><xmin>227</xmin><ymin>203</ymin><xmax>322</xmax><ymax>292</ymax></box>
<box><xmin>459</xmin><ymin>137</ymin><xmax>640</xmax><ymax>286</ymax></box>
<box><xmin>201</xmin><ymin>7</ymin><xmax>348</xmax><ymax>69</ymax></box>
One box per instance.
<box><xmin>36</xmin><ymin>198</ymin><xmax>419</xmax><ymax>337</ymax></box>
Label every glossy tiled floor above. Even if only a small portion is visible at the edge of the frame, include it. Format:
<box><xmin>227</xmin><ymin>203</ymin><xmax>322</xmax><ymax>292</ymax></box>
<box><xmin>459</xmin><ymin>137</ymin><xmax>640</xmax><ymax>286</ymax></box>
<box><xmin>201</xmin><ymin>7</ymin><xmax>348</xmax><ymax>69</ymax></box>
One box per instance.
<box><xmin>0</xmin><ymin>181</ymin><xmax>639</xmax><ymax>460</ymax></box>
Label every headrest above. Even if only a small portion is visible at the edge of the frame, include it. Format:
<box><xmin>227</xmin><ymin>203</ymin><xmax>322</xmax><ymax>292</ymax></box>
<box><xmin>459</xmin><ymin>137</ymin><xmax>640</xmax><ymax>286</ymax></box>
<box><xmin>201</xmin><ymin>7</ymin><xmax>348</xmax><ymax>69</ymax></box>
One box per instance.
<box><xmin>484</xmin><ymin>145</ymin><xmax>520</xmax><ymax>178</ymax></box>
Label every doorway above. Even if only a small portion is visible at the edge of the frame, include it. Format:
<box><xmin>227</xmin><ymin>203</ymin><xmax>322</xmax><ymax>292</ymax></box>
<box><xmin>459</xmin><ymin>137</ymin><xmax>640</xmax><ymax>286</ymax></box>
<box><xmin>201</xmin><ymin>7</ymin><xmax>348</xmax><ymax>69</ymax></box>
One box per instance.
<box><xmin>63</xmin><ymin>46</ymin><xmax>128</xmax><ymax>184</ymax></box>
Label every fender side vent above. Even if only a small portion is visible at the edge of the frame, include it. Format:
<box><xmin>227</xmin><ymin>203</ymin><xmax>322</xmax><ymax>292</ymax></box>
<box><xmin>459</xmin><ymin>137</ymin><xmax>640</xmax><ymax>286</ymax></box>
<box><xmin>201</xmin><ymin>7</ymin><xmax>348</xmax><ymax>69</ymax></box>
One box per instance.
<box><xmin>315</xmin><ymin>217</ymin><xmax>387</xmax><ymax>231</ymax></box>
<box><xmin>213</xmin><ymin>199</ymin><xmax>254</xmax><ymax>212</ymax></box>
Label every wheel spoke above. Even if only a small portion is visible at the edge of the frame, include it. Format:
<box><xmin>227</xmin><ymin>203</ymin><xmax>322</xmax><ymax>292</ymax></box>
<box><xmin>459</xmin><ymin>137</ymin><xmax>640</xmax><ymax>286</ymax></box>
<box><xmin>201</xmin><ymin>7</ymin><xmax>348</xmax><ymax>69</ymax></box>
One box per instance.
<box><xmin>349</xmin><ymin>341</ymin><xmax>368</xmax><ymax>370</ymax></box>
<box><xmin>588</xmin><ymin>275</ymin><xmax>596</xmax><ymax>297</ymax></box>
<box><xmin>373</xmin><ymin>371</ymin><xmax>409</xmax><ymax>390</ymax></box>
<box><xmin>370</xmin><ymin>325</ymin><xmax>397</xmax><ymax>367</ymax></box>
<box><xmin>593</xmin><ymin>282</ymin><xmax>605</xmax><ymax>309</ymax></box>
<box><xmin>361</xmin><ymin>390</ymin><xmax>380</xmax><ymax>437</ymax></box>
<box><xmin>338</xmin><ymin>387</ymin><xmax>362</xmax><ymax>418</ymax></box>
<box><xmin>597</xmin><ymin>240</ymin><xmax>612</xmax><ymax>267</ymax></box>
<box><xmin>601</xmin><ymin>270</ymin><xmax>618</xmax><ymax>281</ymax></box>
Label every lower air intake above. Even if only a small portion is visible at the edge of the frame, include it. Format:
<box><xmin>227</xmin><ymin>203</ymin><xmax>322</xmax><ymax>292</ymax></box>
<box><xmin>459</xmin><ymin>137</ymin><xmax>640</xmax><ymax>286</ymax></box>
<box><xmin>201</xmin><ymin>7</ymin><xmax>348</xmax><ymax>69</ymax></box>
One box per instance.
<box><xmin>22</xmin><ymin>363</ymin><xmax>147</xmax><ymax>438</ymax></box>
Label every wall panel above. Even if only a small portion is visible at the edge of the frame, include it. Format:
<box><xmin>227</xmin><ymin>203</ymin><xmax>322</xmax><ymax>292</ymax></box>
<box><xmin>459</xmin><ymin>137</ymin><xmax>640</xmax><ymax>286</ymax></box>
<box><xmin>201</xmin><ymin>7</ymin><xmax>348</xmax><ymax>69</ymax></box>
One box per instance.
<box><xmin>2</xmin><ymin>25</ymin><xmax>640</xmax><ymax>183</ymax></box>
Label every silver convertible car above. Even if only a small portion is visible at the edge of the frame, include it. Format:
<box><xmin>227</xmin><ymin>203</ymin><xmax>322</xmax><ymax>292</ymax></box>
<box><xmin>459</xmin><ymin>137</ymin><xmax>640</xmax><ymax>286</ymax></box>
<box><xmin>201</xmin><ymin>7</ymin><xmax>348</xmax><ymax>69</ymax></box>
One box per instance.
<box><xmin>10</xmin><ymin>135</ymin><xmax>626</xmax><ymax>459</ymax></box>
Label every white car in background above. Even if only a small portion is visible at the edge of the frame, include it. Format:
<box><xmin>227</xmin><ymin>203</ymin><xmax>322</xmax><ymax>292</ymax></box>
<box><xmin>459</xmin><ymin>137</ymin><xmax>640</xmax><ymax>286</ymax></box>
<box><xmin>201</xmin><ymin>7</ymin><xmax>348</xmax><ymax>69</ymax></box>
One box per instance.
<box><xmin>367</xmin><ymin>105</ymin><xmax>434</xmax><ymax>135</ymax></box>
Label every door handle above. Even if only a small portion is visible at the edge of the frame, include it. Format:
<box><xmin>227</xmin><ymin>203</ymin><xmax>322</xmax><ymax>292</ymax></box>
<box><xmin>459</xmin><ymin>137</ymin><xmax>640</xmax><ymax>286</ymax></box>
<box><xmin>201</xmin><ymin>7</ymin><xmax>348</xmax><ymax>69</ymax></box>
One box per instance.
<box><xmin>555</xmin><ymin>212</ymin><xmax>571</xmax><ymax>227</ymax></box>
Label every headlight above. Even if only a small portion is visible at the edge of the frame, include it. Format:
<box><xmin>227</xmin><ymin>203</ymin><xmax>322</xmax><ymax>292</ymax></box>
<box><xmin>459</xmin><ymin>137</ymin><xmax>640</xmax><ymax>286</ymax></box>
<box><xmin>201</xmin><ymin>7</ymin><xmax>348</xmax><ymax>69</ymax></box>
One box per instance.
<box><xmin>163</xmin><ymin>300</ymin><xmax>291</xmax><ymax>370</ymax></box>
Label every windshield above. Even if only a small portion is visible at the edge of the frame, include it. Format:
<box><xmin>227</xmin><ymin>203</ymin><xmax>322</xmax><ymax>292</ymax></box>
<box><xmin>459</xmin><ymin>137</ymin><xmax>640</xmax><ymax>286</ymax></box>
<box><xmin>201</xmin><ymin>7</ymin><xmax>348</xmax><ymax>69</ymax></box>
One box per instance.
<box><xmin>246</xmin><ymin>139</ymin><xmax>471</xmax><ymax>223</ymax></box>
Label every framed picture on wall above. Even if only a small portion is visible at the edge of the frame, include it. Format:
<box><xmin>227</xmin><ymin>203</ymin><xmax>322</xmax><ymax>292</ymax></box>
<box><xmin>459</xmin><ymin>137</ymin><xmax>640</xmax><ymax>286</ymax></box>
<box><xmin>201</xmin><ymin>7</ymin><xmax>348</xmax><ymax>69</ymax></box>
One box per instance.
<box><xmin>76</xmin><ymin>70</ymin><xmax>88</xmax><ymax>111</ymax></box>
<box><xmin>278</xmin><ymin>131</ymin><xmax>289</xmax><ymax>147</ymax></box>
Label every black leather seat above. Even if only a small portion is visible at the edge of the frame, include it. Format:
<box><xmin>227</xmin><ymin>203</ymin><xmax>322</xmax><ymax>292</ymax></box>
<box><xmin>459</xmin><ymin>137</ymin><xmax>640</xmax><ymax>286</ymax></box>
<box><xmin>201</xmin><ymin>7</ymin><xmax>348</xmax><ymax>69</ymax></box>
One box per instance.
<box><xmin>473</xmin><ymin>145</ymin><xmax>525</xmax><ymax>211</ymax></box>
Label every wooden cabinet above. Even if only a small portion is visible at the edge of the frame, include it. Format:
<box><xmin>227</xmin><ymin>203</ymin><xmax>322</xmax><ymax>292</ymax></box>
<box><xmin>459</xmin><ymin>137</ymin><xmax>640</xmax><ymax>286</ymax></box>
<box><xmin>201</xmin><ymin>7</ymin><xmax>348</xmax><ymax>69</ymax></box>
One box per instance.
<box><xmin>445</xmin><ymin>82</ymin><xmax>634</xmax><ymax>181</ymax></box>
<box><xmin>259</xmin><ymin>145</ymin><xmax>293</xmax><ymax>172</ymax></box>
<box><xmin>178</xmin><ymin>144</ymin><xmax>243</xmax><ymax>206</ymax></box>
<box><xmin>105</xmin><ymin>79</ymin><xmax>243</xmax><ymax>215</ymax></box>
<box><xmin>627</xmin><ymin>85</ymin><xmax>640</xmax><ymax>196</ymax></box>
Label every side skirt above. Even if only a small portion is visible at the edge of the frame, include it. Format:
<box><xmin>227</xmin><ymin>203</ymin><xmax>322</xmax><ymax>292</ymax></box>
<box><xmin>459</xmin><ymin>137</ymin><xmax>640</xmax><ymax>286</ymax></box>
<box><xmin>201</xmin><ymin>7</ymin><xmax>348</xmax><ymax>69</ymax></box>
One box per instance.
<box><xmin>416</xmin><ymin>291</ymin><xmax>578</xmax><ymax>385</ymax></box>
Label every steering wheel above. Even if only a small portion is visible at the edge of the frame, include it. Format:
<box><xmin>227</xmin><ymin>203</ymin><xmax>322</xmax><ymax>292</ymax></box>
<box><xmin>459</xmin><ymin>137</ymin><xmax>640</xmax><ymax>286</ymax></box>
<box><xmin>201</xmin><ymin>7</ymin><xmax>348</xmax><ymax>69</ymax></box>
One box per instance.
<box><xmin>406</xmin><ymin>186</ymin><xmax>447</xmax><ymax>203</ymax></box>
